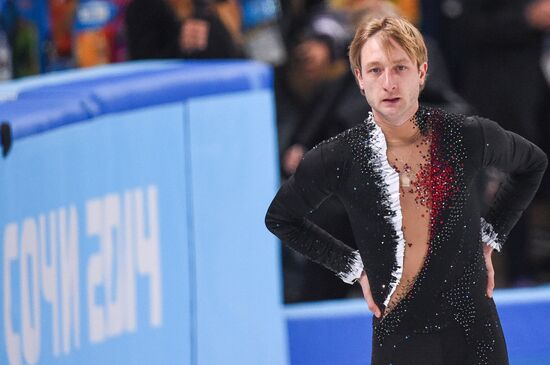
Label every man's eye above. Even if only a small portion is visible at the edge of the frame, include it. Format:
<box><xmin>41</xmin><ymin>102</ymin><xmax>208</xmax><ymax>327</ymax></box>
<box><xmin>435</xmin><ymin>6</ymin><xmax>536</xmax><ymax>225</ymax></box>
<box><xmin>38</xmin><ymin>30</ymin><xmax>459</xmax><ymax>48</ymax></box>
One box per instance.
<box><xmin>369</xmin><ymin>68</ymin><xmax>381</xmax><ymax>74</ymax></box>
<box><xmin>397</xmin><ymin>65</ymin><xmax>407</xmax><ymax>71</ymax></box>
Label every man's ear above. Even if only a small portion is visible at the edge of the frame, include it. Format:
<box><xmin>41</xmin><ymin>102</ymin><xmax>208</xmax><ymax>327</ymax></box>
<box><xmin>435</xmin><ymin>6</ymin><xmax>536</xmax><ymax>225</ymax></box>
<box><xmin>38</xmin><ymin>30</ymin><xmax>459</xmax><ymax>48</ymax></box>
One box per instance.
<box><xmin>354</xmin><ymin>68</ymin><xmax>365</xmax><ymax>95</ymax></box>
<box><xmin>418</xmin><ymin>62</ymin><xmax>428</xmax><ymax>87</ymax></box>
<box><xmin>354</xmin><ymin>67</ymin><xmax>363</xmax><ymax>84</ymax></box>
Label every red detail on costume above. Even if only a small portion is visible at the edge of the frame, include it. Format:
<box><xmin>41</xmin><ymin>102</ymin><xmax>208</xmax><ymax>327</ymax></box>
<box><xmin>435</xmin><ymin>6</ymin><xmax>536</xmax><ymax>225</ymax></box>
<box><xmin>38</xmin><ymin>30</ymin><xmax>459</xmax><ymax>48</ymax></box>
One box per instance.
<box><xmin>429</xmin><ymin>128</ymin><xmax>460</xmax><ymax>243</ymax></box>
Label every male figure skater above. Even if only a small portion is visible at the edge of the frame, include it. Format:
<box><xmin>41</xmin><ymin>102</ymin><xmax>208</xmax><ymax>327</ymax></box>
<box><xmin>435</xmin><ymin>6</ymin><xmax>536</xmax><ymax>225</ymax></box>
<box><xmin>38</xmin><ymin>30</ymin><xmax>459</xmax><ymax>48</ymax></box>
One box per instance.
<box><xmin>265</xmin><ymin>16</ymin><xmax>547</xmax><ymax>364</ymax></box>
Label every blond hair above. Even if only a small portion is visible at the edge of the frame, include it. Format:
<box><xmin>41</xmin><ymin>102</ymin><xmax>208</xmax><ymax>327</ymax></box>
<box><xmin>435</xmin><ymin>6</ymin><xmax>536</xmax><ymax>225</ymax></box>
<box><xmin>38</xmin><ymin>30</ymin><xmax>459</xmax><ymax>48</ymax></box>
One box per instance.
<box><xmin>348</xmin><ymin>16</ymin><xmax>427</xmax><ymax>74</ymax></box>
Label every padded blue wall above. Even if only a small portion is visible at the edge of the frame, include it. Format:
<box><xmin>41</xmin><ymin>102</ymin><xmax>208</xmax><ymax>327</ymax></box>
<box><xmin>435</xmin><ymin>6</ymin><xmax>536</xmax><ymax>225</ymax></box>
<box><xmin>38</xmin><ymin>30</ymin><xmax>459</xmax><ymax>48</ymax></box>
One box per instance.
<box><xmin>0</xmin><ymin>61</ymin><xmax>287</xmax><ymax>365</ymax></box>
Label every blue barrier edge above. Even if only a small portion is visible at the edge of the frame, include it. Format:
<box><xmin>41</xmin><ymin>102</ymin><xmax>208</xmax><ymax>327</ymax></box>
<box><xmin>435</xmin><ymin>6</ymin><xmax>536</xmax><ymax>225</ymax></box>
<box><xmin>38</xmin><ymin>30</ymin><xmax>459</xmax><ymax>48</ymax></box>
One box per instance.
<box><xmin>0</xmin><ymin>60</ymin><xmax>185</xmax><ymax>96</ymax></box>
<box><xmin>0</xmin><ymin>60</ymin><xmax>273</xmax><ymax>142</ymax></box>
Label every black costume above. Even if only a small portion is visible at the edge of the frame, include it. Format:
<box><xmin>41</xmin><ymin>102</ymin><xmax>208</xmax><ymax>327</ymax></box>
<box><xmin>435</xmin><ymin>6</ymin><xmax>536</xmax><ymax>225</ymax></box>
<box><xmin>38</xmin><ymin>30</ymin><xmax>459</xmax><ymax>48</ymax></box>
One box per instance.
<box><xmin>265</xmin><ymin>106</ymin><xmax>547</xmax><ymax>364</ymax></box>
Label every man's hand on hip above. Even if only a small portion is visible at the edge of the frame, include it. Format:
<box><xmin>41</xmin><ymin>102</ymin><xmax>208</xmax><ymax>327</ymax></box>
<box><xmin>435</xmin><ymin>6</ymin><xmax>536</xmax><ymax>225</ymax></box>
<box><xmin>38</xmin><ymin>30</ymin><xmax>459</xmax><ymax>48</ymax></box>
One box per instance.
<box><xmin>359</xmin><ymin>271</ymin><xmax>381</xmax><ymax>318</ymax></box>
<box><xmin>484</xmin><ymin>245</ymin><xmax>495</xmax><ymax>298</ymax></box>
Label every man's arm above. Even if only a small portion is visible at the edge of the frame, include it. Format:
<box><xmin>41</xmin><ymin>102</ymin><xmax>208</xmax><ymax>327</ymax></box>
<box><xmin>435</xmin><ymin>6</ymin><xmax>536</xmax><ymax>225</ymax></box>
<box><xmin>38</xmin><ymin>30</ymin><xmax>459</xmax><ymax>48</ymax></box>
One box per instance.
<box><xmin>265</xmin><ymin>141</ymin><xmax>363</xmax><ymax>284</ymax></box>
<box><xmin>476</xmin><ymin>116</ymin><xmax>548</xmax><ymax>251</ymax></box>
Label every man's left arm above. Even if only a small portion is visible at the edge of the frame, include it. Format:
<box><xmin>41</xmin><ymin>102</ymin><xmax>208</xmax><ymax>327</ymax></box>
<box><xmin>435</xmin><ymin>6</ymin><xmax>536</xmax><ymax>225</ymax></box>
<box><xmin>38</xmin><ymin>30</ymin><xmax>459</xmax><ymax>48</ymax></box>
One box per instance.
<box><xmin>475</xmin><ymin>116</ymin><xmax>548</xmax><ymax>252</ymax></box>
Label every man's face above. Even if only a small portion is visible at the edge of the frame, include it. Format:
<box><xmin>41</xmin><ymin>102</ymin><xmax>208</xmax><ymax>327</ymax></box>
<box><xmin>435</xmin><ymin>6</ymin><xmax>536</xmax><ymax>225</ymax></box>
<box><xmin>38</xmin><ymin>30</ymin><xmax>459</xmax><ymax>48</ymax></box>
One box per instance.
<box><xmin>354</xmin><ymin>33</ymin><xmax>427</xmax><ymax>126</ymax></box>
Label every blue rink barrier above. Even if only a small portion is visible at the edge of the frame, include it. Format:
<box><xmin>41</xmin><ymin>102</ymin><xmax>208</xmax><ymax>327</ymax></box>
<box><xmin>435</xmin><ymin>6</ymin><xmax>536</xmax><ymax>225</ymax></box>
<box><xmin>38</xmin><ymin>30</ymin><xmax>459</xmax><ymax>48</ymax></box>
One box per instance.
<box><xmin>0</xmin><ymin>61</ymin><xmax>287</xmax><ymax>365</ymax></box>
<box><xmin>285</xmin><ymin>285</ymin><xmax>550</xmax><ymax>365</ymax></box>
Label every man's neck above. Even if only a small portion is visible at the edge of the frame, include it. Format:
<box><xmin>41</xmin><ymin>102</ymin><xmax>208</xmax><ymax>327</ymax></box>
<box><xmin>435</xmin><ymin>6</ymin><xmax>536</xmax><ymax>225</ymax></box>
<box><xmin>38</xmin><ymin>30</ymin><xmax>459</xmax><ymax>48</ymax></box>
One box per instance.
<box><xmin>373</xmin><ymin>109</ymin><xmax>420</xmax><ymax>147</ymax></box>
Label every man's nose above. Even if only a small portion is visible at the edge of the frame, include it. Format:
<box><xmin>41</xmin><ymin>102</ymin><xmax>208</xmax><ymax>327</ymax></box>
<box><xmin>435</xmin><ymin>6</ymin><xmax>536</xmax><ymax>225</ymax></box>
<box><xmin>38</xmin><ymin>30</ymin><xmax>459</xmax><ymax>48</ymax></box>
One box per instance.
<box><xmin>382</xmin><ymin>71</ymin><xmax>396</xmax><ymax>90</ymax></box>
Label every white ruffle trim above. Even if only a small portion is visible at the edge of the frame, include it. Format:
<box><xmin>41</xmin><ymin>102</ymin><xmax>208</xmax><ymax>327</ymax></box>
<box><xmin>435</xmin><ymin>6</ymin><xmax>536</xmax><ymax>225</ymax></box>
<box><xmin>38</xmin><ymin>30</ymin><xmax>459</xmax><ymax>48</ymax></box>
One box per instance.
<box><xmin>368</xmin><ymin>113</ymin><xmax>405</xmax><ymax>306</ymax></box>
<box><xmin>480</xmin><ymin>217</ymin><xmax>502</xmax><ymax>252</ymax></box>
<box><xmin>337</xmin><ymin>250</ymin><xmax>364</xmax><ymax>284</ymax></box>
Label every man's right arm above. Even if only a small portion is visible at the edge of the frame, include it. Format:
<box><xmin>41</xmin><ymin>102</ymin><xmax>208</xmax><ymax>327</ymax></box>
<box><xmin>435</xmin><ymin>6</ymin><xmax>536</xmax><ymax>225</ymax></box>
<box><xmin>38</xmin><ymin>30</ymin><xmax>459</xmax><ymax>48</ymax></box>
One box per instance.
<box><xmin>265</xmin><ymin>141</ymin><xmax>363</xmax><ymax>284</ymax></box>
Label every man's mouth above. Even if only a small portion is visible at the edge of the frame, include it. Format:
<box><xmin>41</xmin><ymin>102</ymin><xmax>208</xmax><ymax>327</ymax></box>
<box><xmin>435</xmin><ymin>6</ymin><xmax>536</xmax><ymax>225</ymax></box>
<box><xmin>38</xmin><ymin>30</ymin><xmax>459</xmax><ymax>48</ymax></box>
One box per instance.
<box><xmin>382</xmin><ymin>97</ymin><xmax>400</xmax><ymax>103</ymax></box>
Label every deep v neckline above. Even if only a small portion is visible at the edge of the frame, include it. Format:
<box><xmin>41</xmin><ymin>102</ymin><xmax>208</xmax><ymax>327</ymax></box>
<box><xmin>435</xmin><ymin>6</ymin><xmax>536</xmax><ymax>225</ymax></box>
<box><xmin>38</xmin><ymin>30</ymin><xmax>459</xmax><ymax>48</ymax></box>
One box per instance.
<box><xmin>366</xmin><ymin>112</ymin><xmax>433</xmax><ymax>315</ymax></box>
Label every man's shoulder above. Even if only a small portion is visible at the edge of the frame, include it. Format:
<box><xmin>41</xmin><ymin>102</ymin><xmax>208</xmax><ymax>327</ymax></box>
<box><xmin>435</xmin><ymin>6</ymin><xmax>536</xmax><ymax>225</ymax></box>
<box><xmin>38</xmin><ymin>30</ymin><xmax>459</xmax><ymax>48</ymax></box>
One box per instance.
<box><xmin>422</xmin><ymin>107</ymin><xmax>490</xmax><ymax>159</ymax></box>
<box><xmin>311</xmin><ymin>119</ymin><xmax>370</xmax><ymax>152</ymax></box>
<box><xmin>418</xmin><ymin>105</ymin><xmax>486</xmax><ymax>140</ymax></box>
<box><xmin>419</xmin><ymin>105</ymin><xmax>468</xmax><ymax>126</ymax></box>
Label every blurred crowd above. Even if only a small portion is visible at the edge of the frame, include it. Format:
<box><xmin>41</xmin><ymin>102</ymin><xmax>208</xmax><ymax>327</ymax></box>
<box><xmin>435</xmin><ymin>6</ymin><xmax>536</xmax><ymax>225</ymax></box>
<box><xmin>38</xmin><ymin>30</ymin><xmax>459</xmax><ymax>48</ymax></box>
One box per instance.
<box><xmin>1</xmin><ymin>0</ymin><xmax>550</xmax><ymax>302</ymax></box>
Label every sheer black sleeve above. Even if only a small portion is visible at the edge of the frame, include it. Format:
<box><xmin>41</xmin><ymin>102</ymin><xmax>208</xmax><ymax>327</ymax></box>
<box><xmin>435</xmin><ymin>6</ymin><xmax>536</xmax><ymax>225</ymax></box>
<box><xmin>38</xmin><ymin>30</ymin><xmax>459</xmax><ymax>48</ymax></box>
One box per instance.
<box><xmin>264</xmin><ymin>140</ymin><xmax>363</xmax><ymax>283</ymax></box>
<box><xmin>475</xmin><ymin>116</ymin><xmax>548</xmax><ymax>251</ymax></box>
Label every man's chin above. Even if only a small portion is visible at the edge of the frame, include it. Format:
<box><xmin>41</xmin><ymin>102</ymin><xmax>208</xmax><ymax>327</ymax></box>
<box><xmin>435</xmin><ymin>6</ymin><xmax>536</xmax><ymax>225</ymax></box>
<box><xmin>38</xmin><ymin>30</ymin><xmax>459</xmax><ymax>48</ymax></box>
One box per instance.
<box><xmin>373</xmin><ymin>107</ymin><xmax>410</xmax><ymax>126</ymax></box>
<box><xmin>375</xmin><ymin>105</ymin><xmax>401</xmax><ymax>118</ymax></box>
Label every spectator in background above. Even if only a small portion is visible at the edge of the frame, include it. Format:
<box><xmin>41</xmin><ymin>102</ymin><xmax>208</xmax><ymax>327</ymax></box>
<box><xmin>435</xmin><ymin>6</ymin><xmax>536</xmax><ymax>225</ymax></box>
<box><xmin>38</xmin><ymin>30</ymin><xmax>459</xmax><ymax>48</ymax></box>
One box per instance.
<box><xmin>274</xmin><ymin>9</ymin><xmax>357</xmax><ymax>302</ymax></box>
<box><xmin>276</xmin><ymin>9</ymin><xmax>355</xmax><ymax>177</ymax></box>
<box><xmin>278</xmin><ymin>0</ymin><xmax>324</xmax><ymax>51</ymax></box>
<box><xmin>48</xmin><ymin>0</ymin><xmax>77</xmax><ymax>65</ymax></box>
<box><xmin>419</xmin><ymin>0</ymin><xmax>468</xmax><ymax>91</ymax></box>
<box><xmin>459</xmin><ymin>0</ymin><xmax>550</xmax><ymax>286</ymax></box>
<box><xmin>125</xmin><ymin>0</ymin><xmax>243</xmax><ymax>60</ymax></box>
<box><xmin>0</xmin><ymin>0</ymin><xmax>39</xmax><ymax>78</ymax></box>
<box><xmin>460</xmin><ymin>0</ymin><xmax>549</xmax><ymax>143</ymax></box>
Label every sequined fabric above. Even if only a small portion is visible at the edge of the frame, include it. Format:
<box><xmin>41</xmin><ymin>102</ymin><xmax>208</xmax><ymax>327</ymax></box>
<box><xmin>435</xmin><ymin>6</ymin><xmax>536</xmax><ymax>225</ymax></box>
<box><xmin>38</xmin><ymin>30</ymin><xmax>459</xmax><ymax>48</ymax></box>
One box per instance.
<box><xmin>265</xmin><ymin>106</ymin><xmax>548</xmax><ymax>364</ymax></box>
